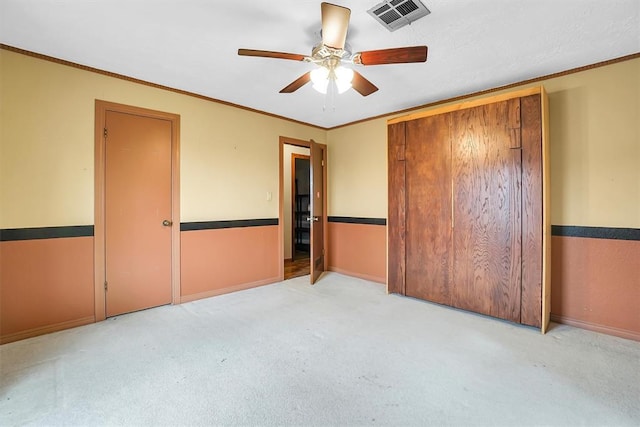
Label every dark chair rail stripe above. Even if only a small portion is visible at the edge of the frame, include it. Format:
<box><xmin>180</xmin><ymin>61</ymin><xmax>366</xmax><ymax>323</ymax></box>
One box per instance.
<box><xmin>0</xmin><ymin>225</ymin><xmax>94</xmax><ymax>241</ymax></box>
<box><xmin>3</xmin><ymin>223</ymin><xmax>636</xmax><ymax>241</ymax></box>
<box><xmin>180</xmin><ymin>218</ymin><xmax>278</xmax><ymax>231</ymax></box>
<box><xmin>551</xmin><ymin>225</ymin><xmax>640</xmax><ymax>241</ymax></box>
<box><xmin>328</xmin><ymin>216</ymin><xmax>387</xmax><ymax>225</ymax></box>
<box><xmin>0</xmin><ymin>219</ymin><xmax>279</xmax><ymax>240</ymax></box>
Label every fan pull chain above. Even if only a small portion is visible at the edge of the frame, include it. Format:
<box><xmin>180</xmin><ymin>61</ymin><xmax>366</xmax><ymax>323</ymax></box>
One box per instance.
<box><xmin>330</xmin><ymin>80</ymin><xmax>336</xmax><ymax>112</ymax></box>
<box><xmin>322</xmin><ymin>80</ymin><xmax>337</xmax><ymax>113</ymax></box>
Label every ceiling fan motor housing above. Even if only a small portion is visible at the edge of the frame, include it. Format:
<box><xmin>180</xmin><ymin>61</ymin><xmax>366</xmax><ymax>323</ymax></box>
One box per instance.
<box><xmin>311</xmin><ymin>44</ymin><xmax>351</xmax><ymax>63</ymax></box>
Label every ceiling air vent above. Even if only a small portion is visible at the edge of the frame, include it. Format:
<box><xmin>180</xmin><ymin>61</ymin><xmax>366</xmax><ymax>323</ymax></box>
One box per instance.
<box><xmin>367</xmin><ymin>0</ymin><xmax>430</xmax><ymax>32</ymax></box>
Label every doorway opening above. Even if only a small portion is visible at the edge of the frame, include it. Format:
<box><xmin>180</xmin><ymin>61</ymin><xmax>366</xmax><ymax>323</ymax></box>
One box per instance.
<box><xmin>292</xmin><ymin>155</ymin><xmax>311</xmax><ymax>260</ymax></box>
<box><xmin>284</xmin><ymin>149</ymin><xmax>310</xmax><ymax>279</ymax></box>
<box><xmin>279</xmin><ymin>137</ymin><xmax>327</xmax><ymax>283</ymax></box>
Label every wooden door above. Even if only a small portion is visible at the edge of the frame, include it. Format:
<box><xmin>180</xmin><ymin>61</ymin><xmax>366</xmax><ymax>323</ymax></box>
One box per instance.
<box><xmin>387</xmin><ymin>88</ymin><xmax>547</xmax><ymax>330</ymax></box>
<box><xmin>387</xmin><ymin>122</ymin><xmax>406</xmax><ymax>295</ymax></box>
<box><xmin>105</xmin><ymin>111</ymin><xmax>173</xmax><ymax>316</ymax></box>
<box><xmin>309</xmin><ymin>139</ymin><xmax>325</xmax><ymax>284</ymax></box>
<box><xmin>450</xmin><ymin>100</ymin><xmax>522</xmax><ymax>322</ymax></box>
<box><xmin>520</xmin><ymin>94</ymin><xmax>544</xmax><ymax>328</ymax></box>
<box><xmin>404</xmin><ymin>114</ymin><xmax>453</xmax><ymax>305</ymax></box>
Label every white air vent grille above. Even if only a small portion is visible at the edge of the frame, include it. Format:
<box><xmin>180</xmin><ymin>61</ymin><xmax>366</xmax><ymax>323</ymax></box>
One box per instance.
<box><xmin>367</xmin><ymin>0</ymin><xmax>430</xmax><ymax>32</ymax></box>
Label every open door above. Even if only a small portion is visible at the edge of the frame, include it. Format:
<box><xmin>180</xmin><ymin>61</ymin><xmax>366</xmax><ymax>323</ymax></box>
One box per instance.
<box><xmin>309</xmin><ymin>139</ymin><xmax>325</xmax><ymax>284</ymax></box>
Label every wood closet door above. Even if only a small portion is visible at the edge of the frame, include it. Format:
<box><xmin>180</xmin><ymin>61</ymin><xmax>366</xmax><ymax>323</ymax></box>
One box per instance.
<box><xmin>388</xmin><ymin>122</ymin><xmax>406</xmax><ymax>295</ymax></box>
<box><xmin>520</xmin><ymin>94</ymin><xmax>543</xmax><ymax>328</ymax></box>
<box><xmin>405</xmin><ymin>114</ymin><xmax>452</xmax><ymax>305</ymax></box>
<box><xmin>450</xmin><ymin>100</ymin><xmax>523</xmax><ymax>322</ymax></box>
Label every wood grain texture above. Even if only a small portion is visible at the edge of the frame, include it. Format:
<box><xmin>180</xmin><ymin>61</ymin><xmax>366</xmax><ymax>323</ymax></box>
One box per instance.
<box><xmin>309</xmin><ymin>140</ymin><xmax>326</xmax><ymax>284</ymax></box>
<box><xmin>387</xmin><ymin>122</ymin><xmax>406</xmax><ymax>294</ymax></box>
<box><xmin>450</xmin><ymin>101</ymin><xmax>522</xmax><ymax>322</ymax></box>
<box><xmin>237</xmin><ymin>49</ymin><xmax>307</xmax><ymax>62</ymax></box>
<box><xmin>404</xmin><ymin>114</ymin><xmax>452</xmax><ymax>305</ymax></box>
<box><xmin>507</xmin><ymin>98</ymin><xmax>522</xmax><ymax>149</ymax></box>
<box><xmin>521</xmin><ymin>94</ymin><xmax>543</xmax><ymax>327</ymax></box>
<box><xmin>280</xmin><ymin>72</ymin><xmax>311</xmax><ymax>93</ymax></box>
<box><xmin>358</xmin><ymin>46</ymin><xmax>428</xmax><ymax>65</ymax></box>
<box><xmin>388</xmin><ymin>87</ymin><xmax>543</xmax><ymax>125</ymax></box>
<box><xmin>387</xmin><ymin>91</ymin><xmax>546</xmax><ymax>328</ymax></box>
<box><xmin>284</xmin><ymin>257</ymin><xmax>310</xmax><ymax>279</ymax></box>
<box><xmin>352</xmin><ymin>71</ymin><xmax>379</xmax><ymax>96</ymax></box>
<box><xmin>541</xmin><ymin>88</ymin><xmax>551</xmax><ymax>333</ymax></box>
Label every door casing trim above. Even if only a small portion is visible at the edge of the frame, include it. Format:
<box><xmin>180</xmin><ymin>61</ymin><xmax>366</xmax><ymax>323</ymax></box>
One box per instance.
<box><xmin>94</xmin><ymin>100</ymin><xmax>181</xmax><ymax>321</ymax></box>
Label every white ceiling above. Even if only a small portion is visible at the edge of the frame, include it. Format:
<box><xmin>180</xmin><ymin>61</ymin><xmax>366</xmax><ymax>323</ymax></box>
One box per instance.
<box><xmin>1</xmin><ymin>0</ymin><xmax>639</xmax><ymax>128</ymax></box>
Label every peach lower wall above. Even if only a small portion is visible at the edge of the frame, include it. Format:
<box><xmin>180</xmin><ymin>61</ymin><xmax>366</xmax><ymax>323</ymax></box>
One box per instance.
<box><xmin>3</xmin><ymin>225</ymin><xmax>636</xmax><ymax>343</ymax></box>
<box><xmin>0</xmin><ymin>237</ymin><xmax>95</xmax><ymax>343</ymax></box>
<box><xmin>1</xmin><ymin>224</ymin><xmax>280</xmax><ymax>343</ymax></box>
<box><xmin>550</xmin><ymin>235</ymin><xmax>640</xmax><ymax>341</ymax></box>
<box><xmin>180</xmin><ymin>225</ymin><xmax>280</xmax><ymax>301</ymax></box>
<box><xmin>328</xmin><ymin>221</ymin><xmax>639</xmax><ymax>341</ymax></box>
<box><xmin>327</xmin><ymin>222</ymin><xmax>387</xmax><ymax>283</ymax></box>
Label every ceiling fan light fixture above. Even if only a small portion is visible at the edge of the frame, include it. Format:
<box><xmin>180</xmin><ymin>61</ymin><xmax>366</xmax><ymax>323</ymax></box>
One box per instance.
<box><xmin>310</xmin><ymin>64</ymin><xmax>354</xmax><ymax>95</ymax></box>
<box><xmin>310</xmin><ymin>67</ymin><xmax>330</xmax><ymax>94</ymax></box>
<box><xmin>334</xmin><ymin>66</ymin><xmax>354</xmax><ymax>94</ymax></box>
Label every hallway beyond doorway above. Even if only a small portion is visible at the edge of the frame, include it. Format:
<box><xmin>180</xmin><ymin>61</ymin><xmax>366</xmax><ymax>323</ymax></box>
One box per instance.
<box><xmin>284</xmin><ymin>256</ymin><xmax>310</xmax><ymax>279</ymax></box>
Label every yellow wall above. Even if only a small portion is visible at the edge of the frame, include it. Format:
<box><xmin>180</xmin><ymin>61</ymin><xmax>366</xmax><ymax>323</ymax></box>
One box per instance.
<box><xmin>326</xmin><ymin>118</ymin><xmax>388</xmax><ymax>218</ymax></box>
<box><xmin>2</xmin><ymin>48</ymin><xmax>638</xmax><ymax>229</ymax></box>
<box><xmin>544</xmin><ymin>59</ymin><xmax>639</xmax><ymax>228</ymax></box>
<box><xmin>326</xmin><ymin>57</ymin><xmax>640</xmax><ymax>229</ymax></box>
<box><xmin>0</xmin><ymin>49</ymin><xmax>325</xmax><ymax>228</ymax></box>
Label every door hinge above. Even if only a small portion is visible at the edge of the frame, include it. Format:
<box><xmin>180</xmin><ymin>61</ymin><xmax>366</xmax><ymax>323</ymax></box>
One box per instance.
<box><xmin>321</xmin><ymin>160</ymin><xmax>325</xmax><ymax>167</ymax></box>
<box><xmin>104</xmin><ymin>128</ymin><xmax>108</xmax><ymax>138</ymax></box>
<box><xmin>322</xmin><ymin>248</ymin><xmax>325</xmax><ymax>256</ymax></box>
<box><xmin>104</xmin><ymin>281</ymin><xmax>108</xmax><ymax>291</ymax></box>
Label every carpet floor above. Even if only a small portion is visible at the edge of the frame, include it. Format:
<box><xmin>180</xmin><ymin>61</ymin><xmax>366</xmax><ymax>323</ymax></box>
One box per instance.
<box><xmin>1</xmin><ymin>272</ymin><xmax>639</xmax><ymax>426</ymax></box>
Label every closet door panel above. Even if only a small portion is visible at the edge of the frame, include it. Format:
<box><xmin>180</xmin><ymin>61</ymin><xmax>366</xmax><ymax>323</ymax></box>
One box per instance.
<box><xmin>450</xmin><ymin>101</ymin><xmax>523</xmax><ymax>322</ymax></box>
<box><xmin>388</xmin><ymin>122</ymin><xmax>406</xmax><ymax>294</ymax></box>
<box><xmin>521</xmin><ymin>94</ymin><xmax>543</xmax><ymax>327</ymax></box>
<box><xmin>405</xmin><ymin>115</ymin><xmax>452</xmax><ymax>305</ymax></box>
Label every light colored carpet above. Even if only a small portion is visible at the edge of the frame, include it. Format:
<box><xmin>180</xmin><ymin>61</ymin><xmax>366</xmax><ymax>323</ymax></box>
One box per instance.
<box><xmin>1</xmin><ymin>272</ymin><xmax>639</xmax><ymax>426</ymax></box>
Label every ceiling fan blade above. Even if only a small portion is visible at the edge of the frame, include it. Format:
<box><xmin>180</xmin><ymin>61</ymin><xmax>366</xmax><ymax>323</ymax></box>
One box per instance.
<box><xmin>356</xmin><ymin>46</ymin><xmax>428</xmax><ymax>66</ymax></box>
<box><xmin>280</xmin><ymin>72</ymin><xmax>312</xmax><ymax>93</ymax></box>
<box><xmin>238</xmin><ymin>49</ymin><xmax>307</xmax><ymax>62</ymax></box>
<box><xmin>351</xmin><ymin>71</ymin><xmax>378</xmax><ymax>96</ymax></box>
<box><xmin>321</xmin><ymin>2</ymin><xmax>350</xmax><ymax>50</ymax></box>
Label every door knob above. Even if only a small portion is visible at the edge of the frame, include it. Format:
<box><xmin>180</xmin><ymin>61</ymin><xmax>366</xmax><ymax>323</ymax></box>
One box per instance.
<box><xmin>162</xmin><ymin>220</ymin><xmax>173</xmax><ymax>227</ymax></box>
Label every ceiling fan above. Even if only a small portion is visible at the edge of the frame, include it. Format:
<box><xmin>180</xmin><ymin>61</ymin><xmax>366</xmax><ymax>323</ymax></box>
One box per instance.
<box><xmin>238</xmin><ymin>2</ymin><xmax>428</xmax><ymax>96</ymax></box>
